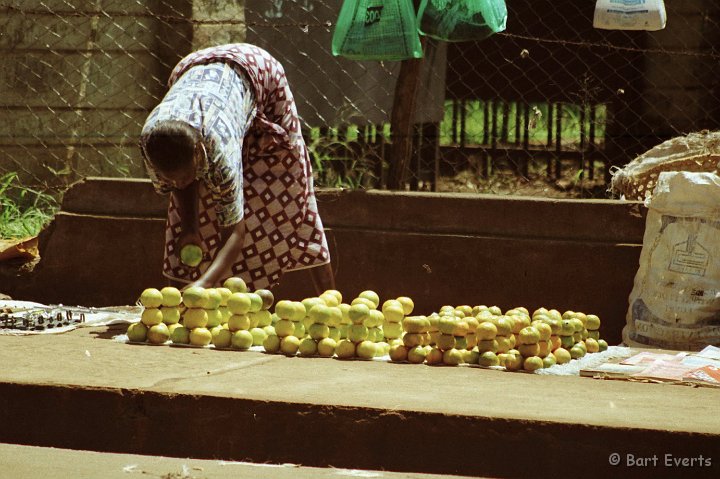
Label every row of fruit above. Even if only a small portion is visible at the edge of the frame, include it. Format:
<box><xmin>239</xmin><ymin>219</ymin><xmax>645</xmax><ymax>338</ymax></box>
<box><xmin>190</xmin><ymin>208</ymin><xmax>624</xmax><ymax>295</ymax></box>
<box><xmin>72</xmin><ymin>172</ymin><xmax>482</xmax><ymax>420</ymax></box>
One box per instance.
<box><xmin>127</xmin><ymin>277</ymin><xmax>608</xmax><ymax>372</ymax></box>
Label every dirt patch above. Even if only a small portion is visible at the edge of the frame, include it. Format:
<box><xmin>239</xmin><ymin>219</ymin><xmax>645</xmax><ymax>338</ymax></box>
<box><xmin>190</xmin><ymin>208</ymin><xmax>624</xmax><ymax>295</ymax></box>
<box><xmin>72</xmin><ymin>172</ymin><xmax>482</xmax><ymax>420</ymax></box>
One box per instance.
<box><xmin>436</xmin><ymin>168</ymin><xmax>610</xmax><ymax>199</ymax></box>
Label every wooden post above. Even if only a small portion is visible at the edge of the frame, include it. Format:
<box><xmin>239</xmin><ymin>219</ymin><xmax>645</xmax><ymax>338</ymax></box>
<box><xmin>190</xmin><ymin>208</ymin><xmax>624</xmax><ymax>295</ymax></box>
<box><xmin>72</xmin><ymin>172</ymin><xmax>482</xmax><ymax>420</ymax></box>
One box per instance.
<box><xmin>387</xmin><ymin>38</ymin><xmax>426</xmax><ymax>190</ymax></box>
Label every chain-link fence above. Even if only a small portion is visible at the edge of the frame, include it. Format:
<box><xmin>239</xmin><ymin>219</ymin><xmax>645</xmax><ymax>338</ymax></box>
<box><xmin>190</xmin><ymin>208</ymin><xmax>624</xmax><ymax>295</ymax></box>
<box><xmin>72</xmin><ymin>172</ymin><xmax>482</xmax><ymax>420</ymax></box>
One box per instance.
<box><xmin>1</xmin><ymin>0</ymin><xmax>720</xmax><ymax>203</ymax></box>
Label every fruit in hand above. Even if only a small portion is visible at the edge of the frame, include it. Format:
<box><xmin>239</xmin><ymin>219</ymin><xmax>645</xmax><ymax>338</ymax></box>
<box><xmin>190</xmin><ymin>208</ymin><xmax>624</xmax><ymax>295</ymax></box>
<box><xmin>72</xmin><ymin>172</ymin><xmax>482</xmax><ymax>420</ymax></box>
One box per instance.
<box><xmin>180</xmin><ymin>244</ymin><xmax>203</xmax><ymax>267</ymax></box>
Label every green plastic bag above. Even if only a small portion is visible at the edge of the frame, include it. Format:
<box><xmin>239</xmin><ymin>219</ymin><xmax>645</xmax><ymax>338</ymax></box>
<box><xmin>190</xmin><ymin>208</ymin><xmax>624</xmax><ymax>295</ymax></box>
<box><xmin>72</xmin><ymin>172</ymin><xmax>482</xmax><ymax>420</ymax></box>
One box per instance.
<box><xmin>417</xmin><ymin>0</ymin><xmax>507</xmax><ymax>42</ymax></box>
<box><xmin>332</xmin><ymin>0</ymin><xmax>423</xmax><ymax>61</ymax></box>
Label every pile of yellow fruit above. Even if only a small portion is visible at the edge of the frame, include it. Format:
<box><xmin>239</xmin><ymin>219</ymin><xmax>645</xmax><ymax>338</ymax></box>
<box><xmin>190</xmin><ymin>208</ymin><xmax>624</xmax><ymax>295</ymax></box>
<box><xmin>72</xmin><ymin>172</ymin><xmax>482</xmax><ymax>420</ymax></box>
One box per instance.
<box><xmin>127</xmin><ymin>280</ymin><xmax>609</xmax><ymax>373</ymax></box>
<box><xmin>129</xmin><ymin>277</ymin><xmax>275</xmax><ymax>349</ymax></box>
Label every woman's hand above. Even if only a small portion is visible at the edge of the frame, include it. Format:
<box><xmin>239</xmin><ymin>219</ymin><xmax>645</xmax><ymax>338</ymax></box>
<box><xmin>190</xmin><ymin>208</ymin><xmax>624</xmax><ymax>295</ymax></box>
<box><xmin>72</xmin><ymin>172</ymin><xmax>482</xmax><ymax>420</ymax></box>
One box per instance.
<box><xmin>189</xmin><ymin>221</ymin><xmax>247</xmax><ymax>288</ymax></box>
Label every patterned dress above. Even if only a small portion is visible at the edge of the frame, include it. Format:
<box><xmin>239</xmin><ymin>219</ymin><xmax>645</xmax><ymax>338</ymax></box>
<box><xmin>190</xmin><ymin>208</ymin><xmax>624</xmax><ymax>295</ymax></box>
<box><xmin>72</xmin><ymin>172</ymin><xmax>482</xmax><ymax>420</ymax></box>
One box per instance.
<box><xmin>141</xmin><ymin>44</ymin><xmax>330</xmax><ymax>290</ymax></box>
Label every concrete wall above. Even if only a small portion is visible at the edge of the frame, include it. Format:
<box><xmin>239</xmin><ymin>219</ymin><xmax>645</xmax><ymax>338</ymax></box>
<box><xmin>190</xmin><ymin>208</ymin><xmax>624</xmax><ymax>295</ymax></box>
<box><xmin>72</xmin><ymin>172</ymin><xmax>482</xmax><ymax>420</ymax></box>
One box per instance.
<box><xmin>0</xmin><ymin>0</ymin><xmax>194</xmax><ymax>188</ymax></box>
<box><xmin>1</xmin><ymin>178</ymin><xmax>647</xmax><ymax>344</ymax></box>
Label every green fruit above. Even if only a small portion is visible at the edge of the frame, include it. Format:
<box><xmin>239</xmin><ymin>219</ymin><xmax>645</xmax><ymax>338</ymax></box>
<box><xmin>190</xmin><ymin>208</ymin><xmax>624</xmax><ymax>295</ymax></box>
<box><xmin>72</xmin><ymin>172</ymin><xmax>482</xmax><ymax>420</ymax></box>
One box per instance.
<box><xmin>250</xmin><ymin>327</ymin><xmax>268</xmax><ymax>346</ymax></box>
<box><xmin>231</xmin><ymin>330</ymin><xmax>254</xmax><ymax>350</ymax></box>
<box><xmin>180</xmin><ymin>244</ymin><xmax>203</xmax><ymax>267</ymax></box>
<box><xmin>147</xmin><ymin>323</ymin><xmax>170</xmax><ymax>344</ymax></box>
<box><xmin>169</xmin><ymin>325</ymin><xmax>190</xmax><ymax>344</ymax></box>
<box><xmin>263</xmin><ymin>334</ymin><xmax>281</xmax><ymax>353</ymax></box>
<box><xmin>478</xmin><ymin>351</ymin><xmax>500</xmax><ymax>367</ymax></box>
<box><xmin>126</xmin><ymin>322</ymin><xmax>148</xmax><ymax>342</ymax></box>
<box><xmin>298</xmin><ymin>338</ymin><xmax>318</xmax><ymax>357</ymax></box>
<box><xmin>211</xmin><ymin>327</ymin><xmax>232</xmax><ymax>348</ymax></box>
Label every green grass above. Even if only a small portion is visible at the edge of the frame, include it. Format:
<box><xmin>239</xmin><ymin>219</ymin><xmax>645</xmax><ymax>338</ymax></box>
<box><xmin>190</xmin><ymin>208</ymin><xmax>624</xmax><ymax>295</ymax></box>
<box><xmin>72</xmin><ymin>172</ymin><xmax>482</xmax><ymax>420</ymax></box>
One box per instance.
<box><xmin>439</xmin><ymin>100</ymin><xmax>607</xmax><ymax>148</ymax></box>
<box><xmin>0</xmin><ymin>172</ymin><xmax>58</xmax><ymax>239</ymax></box>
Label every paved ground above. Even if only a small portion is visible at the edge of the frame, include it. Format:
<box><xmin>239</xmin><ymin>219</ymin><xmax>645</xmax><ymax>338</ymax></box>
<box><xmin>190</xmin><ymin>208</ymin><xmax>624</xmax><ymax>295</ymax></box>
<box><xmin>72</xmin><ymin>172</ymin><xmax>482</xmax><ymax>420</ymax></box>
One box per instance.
<box><xmin>0</xmin><ymin>324</ymin><xmax>718</xmax><ymax>478</ymax></box>
<box><xmin>0</xmin><ymin>443</ymin><xmax>475</xmax><ymax>479</ymax></box>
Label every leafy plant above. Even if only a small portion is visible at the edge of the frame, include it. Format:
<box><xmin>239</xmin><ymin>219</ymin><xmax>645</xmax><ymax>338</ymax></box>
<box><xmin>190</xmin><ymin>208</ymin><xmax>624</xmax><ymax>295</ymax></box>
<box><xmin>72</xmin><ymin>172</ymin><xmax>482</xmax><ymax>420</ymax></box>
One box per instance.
<box><xmin>0</xmin><ymin>172</ymin><xmax>58</xmax><ymax>239</ymax></box>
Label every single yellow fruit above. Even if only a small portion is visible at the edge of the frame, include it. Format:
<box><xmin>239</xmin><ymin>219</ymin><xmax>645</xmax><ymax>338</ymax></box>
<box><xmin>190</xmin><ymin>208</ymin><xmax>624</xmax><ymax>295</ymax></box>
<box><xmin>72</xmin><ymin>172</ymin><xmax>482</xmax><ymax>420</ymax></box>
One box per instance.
<box><xmin>255</xmin><ymin>289</ymin><xmax>275</xmax><ymax>310</ymax></box>
<box><xmin>222</xmin><ymin>276</ymin><xmax>247</xmax><ymax>293</ymax></box>
<box><xmin>323</xmin><ymin>289</ymin><xmax>343</xmax><ymax>304</ymax></box>
<box><xmin>141</xmin><ymin>308</ymin><xmax>164</xmax><ymax>327</ymax></box>
<box><xmin>280</xmin><ymin>335</ymin><xmax>301</xmax><ymax>355</ymax></box>
<box><xmin>382</xmin><ymin>300</ymin><xmax>405</xmax><ymax>323</ymax></box>
<box><xmin>442</xmin><ymin>348</ymin><xmax>464</xmax><ymax>366</ymax></box>
<box><xmin>183</xmin><ymin>287</ymin><xmax>209</xmax><ymax>309</ymax></box>
<box><xmin>147</xmin><ymin>323</ymin><xmax>170</xmax><ymax>344</ymax></box>
<box><xmin>139</xmin><ymin>288</ymin><xmax>164</xmax><ymax>308</ymax></box>
<box><xmin>476</xmin><ymin>322</ymin><xmax>498</xmax><ymax>341</ymax></box>
<box><xmin>126</xmin><ymin>322</ymin><xmax>148</xmax><ymax>342</ymax></box>
<box><xmin>188</xmin><ymin>327</ymin><xmax>211</xmax><ymax>346</ymax></box>
<box><xmin>246</xmin><ymin>293</ymin><xmax>263</xmax><ymax>313</ymax></box>
<box><xmin>585</xmin><ymin>337</ymin><xmax>600</xmax><ymax>353</ymax></box>
<box><xmin>335</xmin><ymin>339</ymin><xmax>356</xmax><ymax>359</ymax></box>
<box><xmin>227</xmin><ymin>314</ymin><xmax>250</xmax><ymax>332</ymax></box>
<box><xmin>263</xmin><ymin>334</ymin><xmax>281</xmax><ymax>353</ymax></box>
<box><xmin>518</xmin><ymin>343</ymin><xmax>540</xmax><ymax>357</ymax></box>
<box><xmin>159</xmin><ymin>287</ymin><xmax>182</xmax><ymax>307</ymax></box>
<box><xmin>274</xmin><ymin>319</ymin><xmax>295</xmax><ymax>337</ymax></box>
<box><xmin>394</xmin><ymin>296</ymin><xmax>414</xmax><ymax>315</ymax></box>
<box><xmin>425</xmin><ymin>347</ymin><xmax>443</xmax><ymax>365</ymax></box>
<box><xmin>407</xmin><ymin>345</ymin><xmax>427</xmax><ymax>364</ymax></box>
<box><xmin>356</xmin><ymin>340</ymin><xmax>376</xmax><ymax>360</ymax></box>
<box><xmin>317</xmin><ymin>337</ymin><xmax>337</xmax><ymax>357</ymax></box>
<box><xmin>389</xmin><ymin>344</ymin><xmax>408</xmax><ymax>362</ymax></box>
<box><xmin>554</xmin><ymin>347</ymin><xmax>572</xmax><ymax>364</ymax></box>
<box><xmin>252</xmin><ymin>310</ymin><xmax>273</xmax><ymax>328</ymax></box>
<box><xmin>523</xmin><ymin>356</ymin><xmax>544</xmax><ymax>372</ymax></box>
<box><xmin>231</xmin><ymin>330</ymin><xmax>254</xmax><ymax>350</ymax></box>
<box><xmin>183</xmin><ymin>308</ymin><xmax>208</xmax><ymax>329</ymax></box>
<box><xmin>298</xmin><ymin>337</ymin><xmax>318</xmax><ymax>356</ymax></box>
<box><xmin>161</xmin><ymin>307</ymin><xmax>181</xmax><ymax>325</ymax></box>
<box><xmin>250</xmin><ymin>327</ymin><xmax>268</xmax><ymax>346</ymax></box>
<box><xmin>542</xmin><ymin>353</ymin><xmax>557</xmax><ymax>368</ymax></box>
<box><xmin>169</xmin><ymin>324</ymin><xmax>189</xmax><ymax>344</ymax></box>
<box><xmin>319</xmin><ymin>292</ymin><xmax>340</xmax><ymax>308</ymax></box>
<box><xmin>180</xmin><ymin>244</ymin><xmax>203</xmax><ymax>267</ymax></box>
<box><xmin>478</xmin><ymin>351</ymin><xmax>500</xmax><ymax>367</ymax></box>
<box><xmin>348</xmin><ymin>303</ymin><xmax>370</xmax><ymax>325</ymax></box>
<box><xmin>382</xmin><ymin>321</ymin><xmax>403</xmax><ymax>339</ymax></box>
<box><xmin>293</xmin><ymin>321</ymin><xmax>305</xmax><ymax>338</ymax></box>
<box><xmin>309</xmin><ymin>323</ymin><xmax>330</xmax><ymax>340</ymax></box>
<box><xmin>358</xmin><ymin>290</ymin><xmax>380</xmax><ymax>308</ymax></box>
<box><xmin>348</xmin><ymin>324</ymin><xmax>369</xmax><ymax>342</ymax></box>
<box><xmin>211</xmin><ymin>327</ymin><xmax>232</xmax><ymax>348</ymax></box>
<box><xmin>205</xmin><ymin>309</ymin><xmax>222</xmax><ymax>329</ymax></box>
<box><xmin>586</xmin><ymin>314</ymin><xmax>601</xmax><ymax>330</ymax></box>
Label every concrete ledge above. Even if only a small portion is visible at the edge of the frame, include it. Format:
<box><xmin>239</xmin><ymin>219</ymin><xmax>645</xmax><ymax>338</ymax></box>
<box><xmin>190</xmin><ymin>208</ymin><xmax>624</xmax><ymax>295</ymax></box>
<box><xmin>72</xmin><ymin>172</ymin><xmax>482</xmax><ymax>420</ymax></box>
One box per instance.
<box><xmin>0</xmin><ymin>329</ymin><xmax>718</xmax><ymax>479</ymax></box>
<box><xmin>3</xmin><ymin>178</ymin><xmax>648</xmax><ymax>344</ymax></box>
<box><xmin>0</xmin><ymin>443</ymin><xmax>473</xmax><ymax>479</ymax></box>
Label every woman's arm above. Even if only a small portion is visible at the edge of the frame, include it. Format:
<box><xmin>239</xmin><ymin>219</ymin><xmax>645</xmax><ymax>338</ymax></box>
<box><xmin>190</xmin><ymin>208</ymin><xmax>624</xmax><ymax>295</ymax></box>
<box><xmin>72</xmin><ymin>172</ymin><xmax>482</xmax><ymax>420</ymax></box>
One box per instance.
<box><xmin>188</xmin><ymin>221</ymin><xmax>246</xmax><ymax>288</ymax></box>
<box><xmin>172</xmin><ymin>180</ymin><xmax>202</xmax><ymax>249</ymax></box>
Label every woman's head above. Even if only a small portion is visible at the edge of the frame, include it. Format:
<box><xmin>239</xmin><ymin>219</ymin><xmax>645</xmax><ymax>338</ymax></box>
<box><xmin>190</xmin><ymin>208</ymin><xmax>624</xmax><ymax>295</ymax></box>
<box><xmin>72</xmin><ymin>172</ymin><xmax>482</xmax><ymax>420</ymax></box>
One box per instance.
<box><xmin>141</xmin><ymin>120</ymin><xmax>204</xmax><ymax>189</ymax></box>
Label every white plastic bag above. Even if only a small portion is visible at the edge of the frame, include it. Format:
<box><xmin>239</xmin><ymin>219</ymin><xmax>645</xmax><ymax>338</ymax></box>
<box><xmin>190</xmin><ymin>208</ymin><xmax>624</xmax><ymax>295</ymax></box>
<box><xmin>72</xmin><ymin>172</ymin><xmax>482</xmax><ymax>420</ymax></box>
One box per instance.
<box><xmin>623</xmin><ymin>171</ymin><xmax>720</xmax><ymax>351</ymax></box>
<box><xmin>594</xmin><ymin>0</ymin><xmax>667</xmax><ymax>31</ymax></box>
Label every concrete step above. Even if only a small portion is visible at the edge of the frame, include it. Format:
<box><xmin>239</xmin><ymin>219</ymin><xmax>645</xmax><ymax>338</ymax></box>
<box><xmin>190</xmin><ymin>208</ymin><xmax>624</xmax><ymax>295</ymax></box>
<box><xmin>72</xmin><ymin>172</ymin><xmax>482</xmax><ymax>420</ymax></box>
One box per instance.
<box><xmin>0</xmin><ymin>443</ymin><xmax>474</xmax><ymax>479</ymax></box>
<box><xmin>0</xmin><ymin>325</ymin><xmax>718</xmax><ymax>478</ymax></box>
